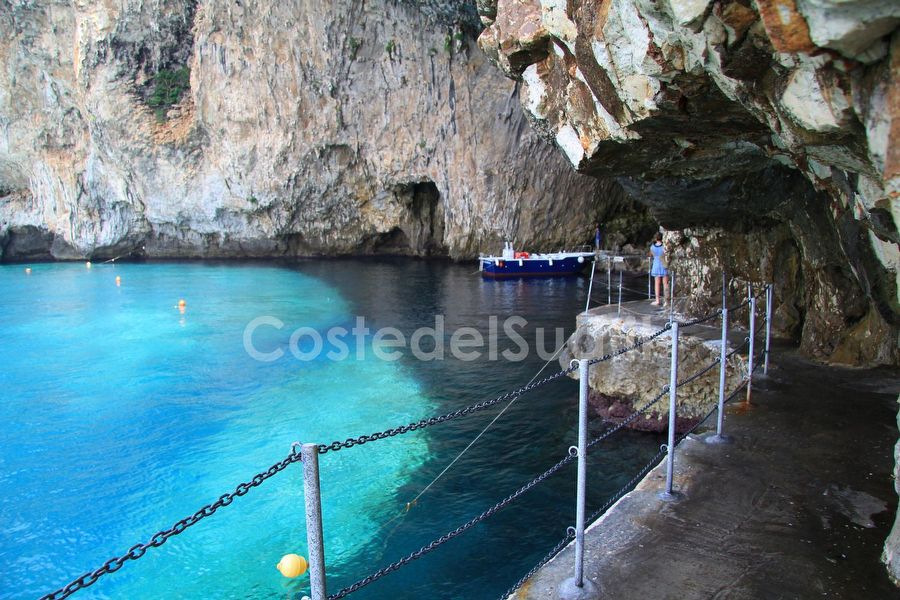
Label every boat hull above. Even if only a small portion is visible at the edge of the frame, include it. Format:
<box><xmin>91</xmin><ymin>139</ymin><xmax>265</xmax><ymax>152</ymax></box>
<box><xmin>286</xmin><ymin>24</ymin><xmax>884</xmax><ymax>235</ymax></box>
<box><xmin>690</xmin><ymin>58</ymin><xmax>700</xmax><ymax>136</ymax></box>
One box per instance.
<box><xmin>480</xmin><ymin>255</ymin><xmax>591</xmax><ymax>278</ymax></box>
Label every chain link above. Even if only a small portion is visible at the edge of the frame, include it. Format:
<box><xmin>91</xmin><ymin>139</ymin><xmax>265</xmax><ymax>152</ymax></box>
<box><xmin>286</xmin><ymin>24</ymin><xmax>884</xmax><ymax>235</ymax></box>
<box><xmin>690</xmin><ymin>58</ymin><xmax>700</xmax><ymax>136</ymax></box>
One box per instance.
<box><xmin>500</xmin><ymin>446</ymin><xmax>667</xmax><ymax>600</ymax></box>
<box><xmin>677</xmin><ymin>308</ymin><xmax>722</xmax><ymax>328</ymax></box>
<box><xmin>586</xmin><ymin>323</ymin><xmax>672</xmax><ymax>366</ymax></box>
<box><xmin>726</xmin><ymin>297</ymin><xmax>751</xmax><ymax>312</ymax></box>
<box><xmin>497</xmin><ymin>531</ymin><xmax>575</xmax><ymax>600</ymax></box>
<box><xmin>38</xmin><ymin>448</ymin><xmax>303</xmax><ymax>600</ymax></box>
<box><xmin>328</xmin><ymin>451</ymin><xmax>578</xmax><ymax>599</ymax></box>
<box><xmin>316</xmin><ymin>363</ymin><xmax>579</xmax><ymax>455</ymax></box>
<box><xmin>587</xmin><ymin>447</ymin><xmax>668</xmax><ymax>523</ymax></box>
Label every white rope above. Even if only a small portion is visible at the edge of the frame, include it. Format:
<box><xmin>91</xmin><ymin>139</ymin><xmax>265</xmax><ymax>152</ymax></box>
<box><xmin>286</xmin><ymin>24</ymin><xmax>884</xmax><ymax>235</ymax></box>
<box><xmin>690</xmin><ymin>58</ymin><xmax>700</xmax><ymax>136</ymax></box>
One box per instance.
<box><xmin>404</xmin><ymin>331</ymin><xmax>576</xmax><ymax>510</ymax></box>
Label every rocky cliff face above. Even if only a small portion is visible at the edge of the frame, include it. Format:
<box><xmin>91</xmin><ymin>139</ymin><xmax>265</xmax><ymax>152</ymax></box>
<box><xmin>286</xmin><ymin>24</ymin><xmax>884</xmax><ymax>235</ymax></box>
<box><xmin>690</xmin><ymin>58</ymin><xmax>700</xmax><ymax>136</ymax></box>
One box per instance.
<box><xmin>0</xmin><ymin>0</ymin><xmax>636</xmax><ymax>261</ymax></box>
<box><xmin>477</xmin><ymin>0</ymin><xmax>899</xmax><ymax>367</ymax></box>
<box><xmin>478</xmin><ymin>0</ymin><xmax>900</xmax><ymax>582</ymax></box>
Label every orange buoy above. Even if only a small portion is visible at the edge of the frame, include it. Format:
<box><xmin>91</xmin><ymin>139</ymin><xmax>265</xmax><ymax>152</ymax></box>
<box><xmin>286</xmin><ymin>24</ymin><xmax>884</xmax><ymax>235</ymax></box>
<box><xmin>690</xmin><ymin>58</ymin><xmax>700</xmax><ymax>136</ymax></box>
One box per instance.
<box><xmin>177</xmin><ymin>299</ymin><xmax>186</xmax><ymax>314</ymax></box>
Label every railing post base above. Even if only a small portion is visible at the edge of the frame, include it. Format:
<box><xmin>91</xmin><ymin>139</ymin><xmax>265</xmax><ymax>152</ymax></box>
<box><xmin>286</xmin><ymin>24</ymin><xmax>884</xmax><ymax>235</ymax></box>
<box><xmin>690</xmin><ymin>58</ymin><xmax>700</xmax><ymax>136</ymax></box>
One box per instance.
<box><xmin>558</xmin><ymin>575</ymin><xmax>600</xmax><ymax>600</ymax></box>
<box><xmin>658</xmin><ymin>489</ymin><xmax>684</xmax><ymax>502</ymax></box>
<box><xmin>704</xmin><ymin>433</ymin><xmax>734</xmax><ymax>445</ymax></box>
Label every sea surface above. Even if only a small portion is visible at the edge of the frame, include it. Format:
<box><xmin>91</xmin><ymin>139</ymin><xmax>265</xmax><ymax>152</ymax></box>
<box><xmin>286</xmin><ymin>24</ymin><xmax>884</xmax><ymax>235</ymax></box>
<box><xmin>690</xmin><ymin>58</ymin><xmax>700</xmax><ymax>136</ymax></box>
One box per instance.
<box><xmin>1</xmin><ymin>259</ymin><xmax>660</xmax><ymax>600</ymax></box>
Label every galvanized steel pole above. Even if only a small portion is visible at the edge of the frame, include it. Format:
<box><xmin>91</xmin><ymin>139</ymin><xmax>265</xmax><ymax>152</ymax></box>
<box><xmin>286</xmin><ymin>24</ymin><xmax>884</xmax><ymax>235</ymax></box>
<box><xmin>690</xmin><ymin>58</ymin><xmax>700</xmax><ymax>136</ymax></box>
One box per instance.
<box><xmin>617</xmin><ymin>270</ymin><xmax>623</xmax><ymax>316</ymax></box>
<box><xmin>585</xmin><ymin>258</ymin><xmax>596</xmax><ymax>314</ymax></box>
<box><xmin>647</xmin><ymin>258</ymin><xmax>652</xmax><ymax>299</ymax></box>
<box><xmin>607</xmin><ymin>258</ymin><xmax>612</xmax><ymax>305</ymax></box>
<box><xmin>706</xmin><ymin>308</ymin><xmax>732</xmax><ymax>445</ymax></box>
<box><xmin>717</xmin><ymin>308</ymin><xmax>728</xmax><ymax>436</ymax></box>
<box><xmin>574</xmin><ymin>359</ymin><xmax>589</xmax><ymax>586</ymax></box>
<box><xmin>747</xmin><ymin>296</ymin><xmax>756</xmax><ymax>402</ymax></box>
<box><xmin>302</xmin><ymin>443</ymin><xmax>327</xmax><ymax>600</ymax></box>
<box><xmin>669</xmin><ymin>271</ymin><xmax>676</xmax><ymax>323</ymax></box>
<box><xmin>764</xmin><ymin>284</ymin><xmax>773</xmax><ymax>374</ymax></box>
<box><xmin>662</xmin><ymin>322</ymin><xmax>680</xmax><ymax>500</ymax></box>
<box><xmin>559</xmin><ymin>360</ymin><xmax>599</xmax><ymax>600</ymax></box>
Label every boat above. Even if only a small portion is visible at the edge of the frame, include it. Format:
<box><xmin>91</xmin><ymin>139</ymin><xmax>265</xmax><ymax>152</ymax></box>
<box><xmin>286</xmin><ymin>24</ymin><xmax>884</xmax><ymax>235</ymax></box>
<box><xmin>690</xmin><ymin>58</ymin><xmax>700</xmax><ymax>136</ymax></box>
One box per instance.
<box><xmin>479</xmin><ymin>242</ymin><xmax>595</xmax><ymax>278</ymax></box>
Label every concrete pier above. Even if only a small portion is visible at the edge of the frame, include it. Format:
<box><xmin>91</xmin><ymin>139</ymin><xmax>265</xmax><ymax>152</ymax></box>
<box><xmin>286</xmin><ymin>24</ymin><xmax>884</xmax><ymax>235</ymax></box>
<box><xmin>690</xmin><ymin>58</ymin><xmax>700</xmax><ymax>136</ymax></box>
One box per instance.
<box><xmin>511</xmin><ymin>350</ymin><xmax>900</xmax><ymax>599</ymax></box>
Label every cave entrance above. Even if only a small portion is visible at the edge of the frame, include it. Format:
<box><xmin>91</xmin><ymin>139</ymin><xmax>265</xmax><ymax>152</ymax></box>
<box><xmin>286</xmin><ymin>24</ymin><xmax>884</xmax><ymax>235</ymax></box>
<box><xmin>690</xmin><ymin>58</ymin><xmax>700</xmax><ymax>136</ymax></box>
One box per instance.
<box><xmin>369</xmin><ymin>180</ymin><xmax>446</xmax><ymax>256</ymax></box>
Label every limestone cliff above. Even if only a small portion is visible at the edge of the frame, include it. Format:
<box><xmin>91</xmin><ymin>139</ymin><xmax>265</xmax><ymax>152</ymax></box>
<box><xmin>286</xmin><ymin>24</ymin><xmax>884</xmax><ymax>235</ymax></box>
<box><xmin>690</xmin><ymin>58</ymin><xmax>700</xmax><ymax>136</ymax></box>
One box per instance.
<box><xmin>0</xmin><ymin>0</ymin><xmax>633</xmax><ymax>261</ymax></box>
<box><xmin>478</xmin><ymin>0</ymin><xmax>900</xmax><ymax>582</ymax></box>
<box><xmin>478</xmin><ymin>0</ymin><xmax>899</xmax><ymax>367</ymax></box>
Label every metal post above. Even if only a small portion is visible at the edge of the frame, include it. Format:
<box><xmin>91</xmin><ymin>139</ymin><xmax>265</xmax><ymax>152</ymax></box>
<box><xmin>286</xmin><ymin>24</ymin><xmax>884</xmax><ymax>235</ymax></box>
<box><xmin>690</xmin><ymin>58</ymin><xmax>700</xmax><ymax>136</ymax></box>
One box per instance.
<box><xmin>721</xmin><ymin>270</ymin><xmax>727</xmax><ymax>310</ymax></box>
<box><xmin>747</xmin><ymin>296</ymin><xmax>756</xmax><ymax>402</ymax></box>
<box><xmin>661</xmin><ymin>322</ymin><xmax>681</xmax><ymax>501</ymax></box>
<box><xmin>302</xmin><ymin>443</ymin><xmax>327</xmax><ymax>600</ymax></box>
<box><xmin>669</xmin><ymin>270</ymin><xmax>675</xmax><ymax>323</ymax></box>
<box><xmin>607</xmin><ymin>258</ymin><xmax>611</xmax><ymax>305</ymax></box>
<box><xmin>559</xmin><ymin>360</ymin><xmax>599</xmax><ymax>599</ymax></box>
<box><xmin>584</xmin><ymin>259</ymin><xmax>596</xmax><ymax>314</ymax></box>
<box><xmin>617</xmin><ymin>270</ymin><xmax>623</xmax><ymax>316</ymax></box>
<box><xmin>647</xmin><ymin>258</ymin><xmax>652</xmax><ymax>299</ymax></box>
<box><xmin>764</xmin><ymin>284</ymin><xmax>773</xmax><ymax>374</ymax></box>
<box><xmin>574</xmin><ymin>359</ymin><xmax>589</xmax><ymax>585</ymax></box>
<box><xmin>706</xmin><ymin>307</ymin><xmax>732</xmax><ymax>445</ymax></box>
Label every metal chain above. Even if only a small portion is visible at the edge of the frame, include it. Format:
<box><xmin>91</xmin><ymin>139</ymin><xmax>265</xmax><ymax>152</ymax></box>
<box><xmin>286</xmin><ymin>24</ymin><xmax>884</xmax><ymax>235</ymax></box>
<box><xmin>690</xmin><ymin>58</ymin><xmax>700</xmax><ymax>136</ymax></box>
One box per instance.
<box><xmin>586</xmin><ymin>323</ymin><xmax>672</xmax><ymax>366</ymax></box>
<box><xmin>587</xmin><ymin>387</ymin><xmax>668</xmax><ymax>450</ymax></box>
<box><xmin>500</xmin><ymin>347</ymin><xmax>763</xmax><ymax>600</ymax></box>
<box><xmin>677</xmin><ymin>309</ymin><xmax>722</xmax><ymax>328</ymax></box>
<box><xmin>319</xmin><ymin>321</ymin><xmax>671</xmax><ymax>456</ymax></box>
<box><xmin>497</xmin><ymin>531</ymin><xmax>575</xmax><ymax>600</ymax></box>
<box><xmin>500</xmin><ymin>446</ymin><xmax>667</xmax><ymax>600</ymax></box>
<box><xmin>327</xmin><ymin>452</ymin><xmax>578</xmax><ymax>599</ymax></box>
<box><xmin>316</xmin><ymin>364</ymin><xmax>579</xmax><ymax>455</ymax></box>
<box><xmin>677</xmin><ymin>356</ymin><xmax>722</xmax><ymax>387</ymax></box>
<box><xmin>726</xmin><ymin>297</ymin><xmax>751</xmax><ymax>312</ymax></box>
<box><xmin>727</xmin><ymin>337</ymin><xmax>750</xmax><ymax>359</ymax></box>
<box><xmin>587</xmin><ymin>446</ymin><xmax>668</xmax><ymax>523</ymax></box>
<box><xmin>38</xmin><ymin>448</ymin><xmax>304</xmax><ymax>600</ymax></box>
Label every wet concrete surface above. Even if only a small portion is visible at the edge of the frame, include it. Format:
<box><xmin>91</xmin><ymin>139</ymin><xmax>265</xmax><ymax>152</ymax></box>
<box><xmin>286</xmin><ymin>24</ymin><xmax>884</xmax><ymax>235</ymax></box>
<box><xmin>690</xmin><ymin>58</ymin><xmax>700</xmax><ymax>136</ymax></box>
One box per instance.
<box><xmin>511</xmin><ymin>349</ymin><xmax>900</xmax><ymax>599</ymax></box>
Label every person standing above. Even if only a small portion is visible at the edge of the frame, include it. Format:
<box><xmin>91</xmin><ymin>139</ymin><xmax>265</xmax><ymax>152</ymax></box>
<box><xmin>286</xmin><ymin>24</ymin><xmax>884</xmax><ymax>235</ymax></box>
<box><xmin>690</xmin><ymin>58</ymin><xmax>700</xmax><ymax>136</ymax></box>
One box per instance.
<box><xmin>594</xmin><ymin>223</ymin><xmax>602</xmax><ymax>253</ymax></box>
<box><xmin>649</xmin><ymin>232</ymin><xmax>669</xmax><ymax>306</ymax></box>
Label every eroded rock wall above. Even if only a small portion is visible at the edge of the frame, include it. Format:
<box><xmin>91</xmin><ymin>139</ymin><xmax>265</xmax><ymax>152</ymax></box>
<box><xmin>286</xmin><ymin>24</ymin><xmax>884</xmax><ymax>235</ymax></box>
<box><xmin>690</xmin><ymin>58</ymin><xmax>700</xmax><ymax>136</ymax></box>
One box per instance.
<box><xmin>0</xmin><ymin>0</ymin><xmax>627</xmax><ymax>261</ymax></box>
<box><xmin>477</xmin><ymin>0</ymin><xmax>899</xmax><ymax>367</ymax></box>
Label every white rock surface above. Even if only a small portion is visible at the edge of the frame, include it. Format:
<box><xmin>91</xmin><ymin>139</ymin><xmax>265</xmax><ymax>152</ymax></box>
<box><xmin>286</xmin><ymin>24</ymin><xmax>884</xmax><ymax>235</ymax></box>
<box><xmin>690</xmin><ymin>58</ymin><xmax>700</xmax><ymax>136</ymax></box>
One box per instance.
<box><xmin>0</xmin><ymin>0</ymin><xmax>618</xmax><ymax>260</ymax></box>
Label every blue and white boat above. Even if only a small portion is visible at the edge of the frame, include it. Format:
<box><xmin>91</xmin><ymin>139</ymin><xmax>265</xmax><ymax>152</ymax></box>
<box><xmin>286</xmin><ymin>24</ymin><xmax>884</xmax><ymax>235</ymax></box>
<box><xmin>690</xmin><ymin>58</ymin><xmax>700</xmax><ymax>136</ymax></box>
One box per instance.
<box><xmin>479</xmin><ymin>242</ymin><xmax>595</xmax><ymax>278</ymax></box>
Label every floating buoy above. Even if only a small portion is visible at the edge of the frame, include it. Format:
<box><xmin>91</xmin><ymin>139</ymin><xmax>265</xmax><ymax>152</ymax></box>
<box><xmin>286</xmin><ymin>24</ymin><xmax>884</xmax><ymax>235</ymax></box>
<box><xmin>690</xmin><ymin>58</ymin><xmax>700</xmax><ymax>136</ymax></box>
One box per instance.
<box><xmin>177</xmin><ymin>299</ymin><xmax>187</xmax><ymax>314</ymax></box>
<box><xmin>578</xmin><ymin>256</ymin><xmax>585</xmax><ymax>263</ymax></box>
<box><xmin>85</xmin><ymin>261</ymin><xmax>92</xmax><ymax>269</ymax></box>
<box><xmin>276</xmin><ymin>554</ymin><xmax>308</xmax><ymax>578</ymax></box>
<box><xmin>24</xmin><ymin>267</ymin><xmax>32</xmax><ymax>275</ymax></box>
<box><xmin>115</xmin><ymin>275</ymin><xmax>121</xmax><ymax>286</ymax></box>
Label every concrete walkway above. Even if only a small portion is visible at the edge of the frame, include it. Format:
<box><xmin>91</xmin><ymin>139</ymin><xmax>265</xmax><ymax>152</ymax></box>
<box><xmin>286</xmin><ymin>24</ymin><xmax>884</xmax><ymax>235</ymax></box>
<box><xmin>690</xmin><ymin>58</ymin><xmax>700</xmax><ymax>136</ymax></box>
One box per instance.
<box><xmin>512</xmin><ymin>350</ymin><xmax>900</xmax><ymax>599</ymax></box>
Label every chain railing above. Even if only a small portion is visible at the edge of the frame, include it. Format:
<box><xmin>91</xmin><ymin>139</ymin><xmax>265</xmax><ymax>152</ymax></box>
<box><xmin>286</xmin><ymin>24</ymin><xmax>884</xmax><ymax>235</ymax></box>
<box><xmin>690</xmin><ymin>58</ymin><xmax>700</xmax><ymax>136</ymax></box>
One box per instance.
<box><xmin>37</xmin><ymin>280</ymin><xmax>775</xmax><ymax>600</ymax></box>
<box><xmin>316</xmin><ymin>362</ymin><xmax>579</xmax><ymax>455</ymax></box>
<box><xmin>39</xmin><ymin>447</ymin><xmax>305</xmax><ymax>600</ymax></box>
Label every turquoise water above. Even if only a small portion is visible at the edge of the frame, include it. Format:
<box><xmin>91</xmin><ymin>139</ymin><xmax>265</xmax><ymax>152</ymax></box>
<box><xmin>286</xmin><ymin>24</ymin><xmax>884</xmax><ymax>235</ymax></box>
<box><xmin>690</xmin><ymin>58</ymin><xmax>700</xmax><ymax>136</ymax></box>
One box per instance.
<box><xmin>2</xmin><ymin>260</ymin><xmax>659</xmax><ymax>599</ymax></box>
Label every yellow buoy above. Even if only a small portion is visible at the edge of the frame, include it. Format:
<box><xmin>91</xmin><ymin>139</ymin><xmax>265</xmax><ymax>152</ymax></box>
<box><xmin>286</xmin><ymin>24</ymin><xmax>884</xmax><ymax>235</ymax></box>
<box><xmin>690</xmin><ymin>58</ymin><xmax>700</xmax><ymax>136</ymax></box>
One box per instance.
<box><xmin>85</xmin><ymin>261</ymin><xmax>92</xmax><ymax>269</ymax></box>
<box><xmin>276</xmin><ymin>554</ymin><xmax>308</xmax><ymax>578</ymax></box>
<box><xmin>24</xmin><ymin>267</ymin><xmax>32</xmax><ymax>275</ymax></box>
<box><xmin>177</xmin><ymin>299</ymin><xmax>186</xmax><ymax>314</ymax></box>
<box><xmin>115</xmin><ymin>276</ymin><xmax>121</xmax><ymax>286</ymax></box>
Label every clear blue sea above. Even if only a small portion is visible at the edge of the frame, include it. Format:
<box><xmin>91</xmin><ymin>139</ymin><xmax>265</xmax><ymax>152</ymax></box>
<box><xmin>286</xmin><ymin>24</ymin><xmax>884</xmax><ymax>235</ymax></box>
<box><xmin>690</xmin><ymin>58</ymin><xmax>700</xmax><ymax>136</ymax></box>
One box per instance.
<box><xmin>1</xmin><ymin>259</ymin><xmax>659</xmax><ymax>599</ymax></box>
